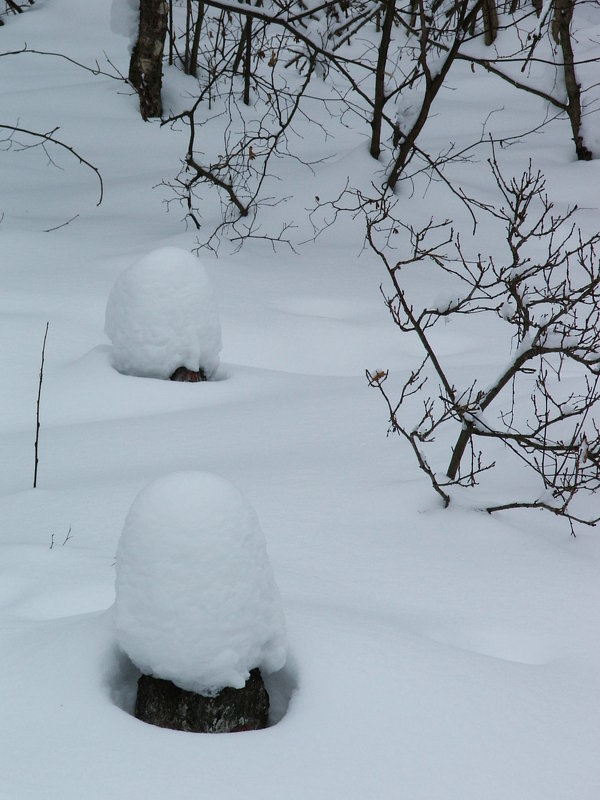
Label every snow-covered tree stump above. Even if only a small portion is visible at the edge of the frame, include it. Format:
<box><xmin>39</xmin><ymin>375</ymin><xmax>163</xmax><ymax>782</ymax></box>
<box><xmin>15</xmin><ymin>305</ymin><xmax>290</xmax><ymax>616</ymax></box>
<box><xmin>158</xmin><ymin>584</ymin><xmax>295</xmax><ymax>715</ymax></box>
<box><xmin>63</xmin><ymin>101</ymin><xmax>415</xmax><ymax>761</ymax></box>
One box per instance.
<box><xmin>114</xmin><ymin>472</ymin><xmax>286</xmax><ymax>734</ymax></box>
<box><xmin>135</xmin><ymin>668</ymin><xmax>269</xmax><ymax>733</ymax></box>
<box><xmin>105</xmin><ymin>247</ymin><xmax>221</xmax><ymax>381</ymax></box>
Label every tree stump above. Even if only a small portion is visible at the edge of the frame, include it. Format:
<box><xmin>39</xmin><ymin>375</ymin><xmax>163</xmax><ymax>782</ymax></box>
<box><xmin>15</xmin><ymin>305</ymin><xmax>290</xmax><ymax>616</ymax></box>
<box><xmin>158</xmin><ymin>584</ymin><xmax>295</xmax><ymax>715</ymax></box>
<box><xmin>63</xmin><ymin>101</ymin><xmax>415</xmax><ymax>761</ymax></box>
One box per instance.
<box><xmin>135</xmin><ymin>668</ymin><xmax>270</xmax><ymax>732</ymax></box>
<box><xmin>170</xmin><ymin>366</ymin><xmax>207</xmax><ymax>382</ymax></box>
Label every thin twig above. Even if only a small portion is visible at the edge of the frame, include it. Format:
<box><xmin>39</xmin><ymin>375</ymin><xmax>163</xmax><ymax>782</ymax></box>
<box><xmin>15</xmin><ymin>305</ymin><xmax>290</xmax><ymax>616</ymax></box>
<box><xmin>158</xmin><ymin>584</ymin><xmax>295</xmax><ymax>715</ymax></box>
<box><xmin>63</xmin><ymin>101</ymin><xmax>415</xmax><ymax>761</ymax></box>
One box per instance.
<box><xmin>33</xmin><ymin>322</ymin><xmax>49</xmax><ymax>489</ymax></box>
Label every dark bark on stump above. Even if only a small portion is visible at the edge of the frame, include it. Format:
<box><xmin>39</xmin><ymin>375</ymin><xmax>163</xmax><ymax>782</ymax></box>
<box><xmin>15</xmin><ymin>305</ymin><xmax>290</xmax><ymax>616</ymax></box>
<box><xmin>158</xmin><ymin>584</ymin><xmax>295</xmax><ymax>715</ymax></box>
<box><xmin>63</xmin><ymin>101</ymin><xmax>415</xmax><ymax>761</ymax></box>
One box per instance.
<box><xmin>135</xmin><ymin>668</ymin><xmax>270</xmax><ymax>732</ymax></box>
<box><xmin>170</xmin><ymin>366</ymin><xmax>207</xmax><ymax>382</ymax></box>
<box><xmin>129</xmin><ymin>0</ymin><xmax>168</xmax><ymax>119</ymax></box>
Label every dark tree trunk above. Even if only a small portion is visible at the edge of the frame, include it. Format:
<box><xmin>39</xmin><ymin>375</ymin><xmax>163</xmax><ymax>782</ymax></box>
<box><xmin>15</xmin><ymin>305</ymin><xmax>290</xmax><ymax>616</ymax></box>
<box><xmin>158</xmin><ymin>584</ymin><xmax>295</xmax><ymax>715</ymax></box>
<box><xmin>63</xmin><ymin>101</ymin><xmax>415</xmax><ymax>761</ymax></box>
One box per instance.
<box><xmin>184</xmin><ymin>0</ymin><xmax>192</xmax><ymax>73</ymax></box>
<box><xmin>370</xmin><ymin>0</ymin><xmax>395</xmax><ymax>160</ymax></box>
<box><xmin>168</xmin><ymin>0</ymin><xmax>174</xmax><ymax>65</ymax></box>
<box><xmin>243</xmin><ymin>17</ymin><xmax>252</xmax><ymax>106</ymax></box>
<box><xmin>189</xmin><ymin>2</ymin><xmax>205</xmax><ymax>78</ymax></box>
<box><xmin>552</xmin><ymin>0</ymin><xmax>592</xmax><ymax>160</ymax></box>
<box><xmin>481</xmin><ymin>0</ymin><xmax>498</xmax><ymax>45</ymax></box>
<box><xmin>129</xmin><ymin>0</ymin><xmax>169</xmax><ymax>119</ymax></box>
<box><xmin>135</xmin><ymin>669</ymin><xmax>270</xmax><ymax>732</ymax></box>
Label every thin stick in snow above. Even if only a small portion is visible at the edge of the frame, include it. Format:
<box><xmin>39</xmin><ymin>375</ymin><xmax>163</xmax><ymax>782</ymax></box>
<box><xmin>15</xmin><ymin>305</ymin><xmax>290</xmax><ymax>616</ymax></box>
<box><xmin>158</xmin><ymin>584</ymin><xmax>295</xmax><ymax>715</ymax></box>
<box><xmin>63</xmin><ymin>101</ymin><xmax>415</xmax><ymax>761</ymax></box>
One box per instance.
<box><xmin>33</xmin><ymin>322</ymin><xmax>49</xmax><ymax>489</ymax></box>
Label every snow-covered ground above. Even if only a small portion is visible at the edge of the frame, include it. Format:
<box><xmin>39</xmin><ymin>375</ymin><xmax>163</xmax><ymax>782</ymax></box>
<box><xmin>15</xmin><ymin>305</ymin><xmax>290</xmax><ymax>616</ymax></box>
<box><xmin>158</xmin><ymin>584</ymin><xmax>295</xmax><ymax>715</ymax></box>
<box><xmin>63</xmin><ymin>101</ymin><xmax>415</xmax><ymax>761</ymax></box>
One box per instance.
<box><xmin>1</xmin><ymin>1</ymin><xmax>600</xmax><ymax>797</ymax></box>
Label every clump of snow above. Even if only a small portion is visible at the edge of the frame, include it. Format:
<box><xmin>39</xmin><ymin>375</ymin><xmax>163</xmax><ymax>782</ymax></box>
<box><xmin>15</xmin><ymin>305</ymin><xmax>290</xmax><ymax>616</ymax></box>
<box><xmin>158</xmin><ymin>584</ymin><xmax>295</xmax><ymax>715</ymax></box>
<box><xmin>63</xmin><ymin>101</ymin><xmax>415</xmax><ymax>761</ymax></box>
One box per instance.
<box><xmin>105</xmin><ymin>247</ymin><xmax>221</xmax><ymax>379</ymax></box>
<box><xmin>499</xmin><ymin>297</ymin><xmax>516</xmax><ymax>320</ymax></box>
<box><xmin>110</xmin><ymin>0</ymin><xmax>139</xmax><ymax>51</ymax></box>
<box><xmin>114</xmin><ymin>472</ymin><xmax>286</xmax><ymax>694</ymax></box>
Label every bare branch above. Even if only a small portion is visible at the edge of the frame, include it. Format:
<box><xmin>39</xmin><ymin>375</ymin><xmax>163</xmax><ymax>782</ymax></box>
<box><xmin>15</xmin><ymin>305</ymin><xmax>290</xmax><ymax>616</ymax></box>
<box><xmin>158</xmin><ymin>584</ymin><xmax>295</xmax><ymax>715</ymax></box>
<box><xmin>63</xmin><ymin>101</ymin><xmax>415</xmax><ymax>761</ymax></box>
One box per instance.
<box><xmin>0</xmin><ymin>124</ymin><xmax>103</xmax><ymax>206</ymax></box>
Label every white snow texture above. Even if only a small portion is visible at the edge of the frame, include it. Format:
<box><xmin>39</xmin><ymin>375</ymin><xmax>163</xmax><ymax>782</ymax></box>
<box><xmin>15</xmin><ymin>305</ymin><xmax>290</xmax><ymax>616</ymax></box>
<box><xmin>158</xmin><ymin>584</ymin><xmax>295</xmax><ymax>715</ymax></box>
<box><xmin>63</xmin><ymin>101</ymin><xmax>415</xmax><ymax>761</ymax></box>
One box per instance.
<box><xmin>114</xmin><ymin>472</ymin><xmax>286</xmax><ymax>694</ymax></box>
<box><xmin>109</xmin><ymin>0</ymin><xmax>139</xmax><ymax>49</ymax></box>
<box><xmin>105</xmin><ymin>247</ymin><xmax>221</xmax><ymax>379</ymax></box>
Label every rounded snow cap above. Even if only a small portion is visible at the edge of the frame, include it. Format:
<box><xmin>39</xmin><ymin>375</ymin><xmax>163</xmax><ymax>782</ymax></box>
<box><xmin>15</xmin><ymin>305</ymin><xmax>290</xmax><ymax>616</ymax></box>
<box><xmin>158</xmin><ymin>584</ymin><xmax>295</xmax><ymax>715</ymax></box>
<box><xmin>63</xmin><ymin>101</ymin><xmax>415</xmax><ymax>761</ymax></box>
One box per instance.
<box><xmin>114</xmin><ymin>472</ymin><xmax>286</xmax><ymax>694</ymax></box>
<box><xmin>104</xmin><ymin>247</ymin><xmax>221</xmax><ymax>379</ymax></box>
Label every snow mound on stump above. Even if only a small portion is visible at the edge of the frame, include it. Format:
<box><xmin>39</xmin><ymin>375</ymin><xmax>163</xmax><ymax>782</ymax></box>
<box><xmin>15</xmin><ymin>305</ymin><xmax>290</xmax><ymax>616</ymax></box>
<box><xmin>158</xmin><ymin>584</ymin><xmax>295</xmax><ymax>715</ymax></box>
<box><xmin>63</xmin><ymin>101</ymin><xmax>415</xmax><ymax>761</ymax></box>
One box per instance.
<box><xmin>114</xmin><ymin>472</ymin><xmax>286</xmax><ymax>694</ymax></box>
<box><xmin>104</xmin><ymin>247</ymin><xmax>221</xmax><ymax>379</ymax></box>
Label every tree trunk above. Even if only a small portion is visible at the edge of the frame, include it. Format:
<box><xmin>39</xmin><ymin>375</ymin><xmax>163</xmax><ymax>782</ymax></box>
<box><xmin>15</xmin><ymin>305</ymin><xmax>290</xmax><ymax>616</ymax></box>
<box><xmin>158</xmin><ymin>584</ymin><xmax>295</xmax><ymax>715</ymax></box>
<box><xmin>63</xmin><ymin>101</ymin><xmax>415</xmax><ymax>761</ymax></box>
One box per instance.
<box><xmin>129</xmin><ymin>0</ymin><xmax>169</xmax><ymax>119</ymax></box>
<box><xmin>481</xmin><ymin>0</ymin><xmax>498</xmax><ymax>45</ymax></box>
<box><xmin>243</xmin><ymin>17</ymin><xmax>252</xmax><ymax>106</ymax></box>
<box><xmin>184</xmin><ymin>0</ymin><xmax>192</xmax><ymax>74</ymax></box>
<box><xmin>370</xmin><ymin>0</ymin><xmax>395</xmax><ymax>160</ymax></box>
<box><xmin>189</xmin><ymin>2</ymin><xmax>205</xmax><ymax>78</ymax></box>
<box><xmin>552</xmin><ymin>0</ymin><xmax>592</xmax><ymax>160</ymax></box>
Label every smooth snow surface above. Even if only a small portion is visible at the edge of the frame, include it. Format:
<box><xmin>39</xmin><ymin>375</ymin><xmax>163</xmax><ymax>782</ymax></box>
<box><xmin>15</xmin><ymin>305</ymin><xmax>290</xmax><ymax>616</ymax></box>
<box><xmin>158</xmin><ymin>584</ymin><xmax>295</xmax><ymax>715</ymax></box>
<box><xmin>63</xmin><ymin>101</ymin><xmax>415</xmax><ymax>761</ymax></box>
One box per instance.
<box><xmin>114</xmin><ymin>471</ymin><xmax>286</xmax><ymax>693</ymax></box>
<box><xmin>105</xmin><ymin>247</ymin><xmax>221</xmax><ymax>379</ymax></box>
